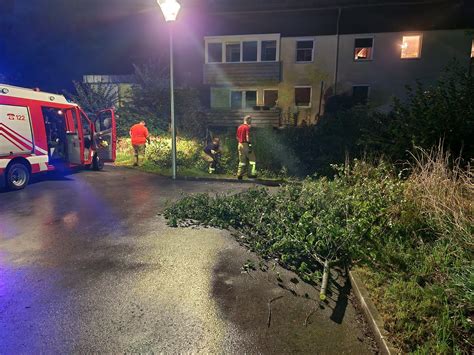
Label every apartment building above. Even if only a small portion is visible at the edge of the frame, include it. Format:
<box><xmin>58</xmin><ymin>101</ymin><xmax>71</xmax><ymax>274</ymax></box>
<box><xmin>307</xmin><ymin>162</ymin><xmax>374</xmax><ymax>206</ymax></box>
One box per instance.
<box><xmin>203</xmin><ymin>29</ymin><xmax>473</xmax><ymax>126</ymax></box>
<box><xmin>82</xmin><ymin>75</ymin><xmax>134</xmax><ymax>108</ymax></box>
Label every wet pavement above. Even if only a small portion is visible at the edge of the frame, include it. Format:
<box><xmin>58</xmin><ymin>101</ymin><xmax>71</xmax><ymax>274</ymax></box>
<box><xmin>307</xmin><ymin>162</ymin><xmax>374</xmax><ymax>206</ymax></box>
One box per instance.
<box><xmin>0</xmin><ymin>166</ymin><xmax>376</xmax><ymax>353</ymax></box>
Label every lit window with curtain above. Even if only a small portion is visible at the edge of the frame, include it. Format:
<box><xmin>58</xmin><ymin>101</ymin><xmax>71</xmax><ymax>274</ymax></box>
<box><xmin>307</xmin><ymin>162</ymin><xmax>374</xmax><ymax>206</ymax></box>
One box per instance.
<box><xmin>354</xmin><ymin>38</ymin><xmax>373</xmax><ymax>60</ymax></box>
<box><xmin>401</xmin><ymin>35</ymin><xmax>422</xmax><ymax>59</ymax></box>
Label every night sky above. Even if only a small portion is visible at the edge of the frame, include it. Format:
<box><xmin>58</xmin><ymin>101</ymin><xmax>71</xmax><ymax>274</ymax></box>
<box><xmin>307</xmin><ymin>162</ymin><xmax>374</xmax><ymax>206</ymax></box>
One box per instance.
<box><xmin>1</xmin><ymin>0</ymin><xmax>473</xmax><ymax>92</ymax></box>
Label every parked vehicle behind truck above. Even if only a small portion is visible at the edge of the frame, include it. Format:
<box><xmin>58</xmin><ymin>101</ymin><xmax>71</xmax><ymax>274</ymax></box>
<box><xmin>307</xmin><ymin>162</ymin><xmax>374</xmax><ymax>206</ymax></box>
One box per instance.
<box><xmin>0</xmin><ymin>84</ymin><xmax>117</xmax><ymax>190</ymax></box>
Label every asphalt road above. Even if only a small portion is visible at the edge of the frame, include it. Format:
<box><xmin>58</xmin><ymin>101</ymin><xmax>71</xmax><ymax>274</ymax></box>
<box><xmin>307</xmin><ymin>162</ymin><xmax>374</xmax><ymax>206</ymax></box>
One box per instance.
<box><xmin>0</xmin><ymin>166</ymin><xmax>376</xmax><ymax>353</ymax></box>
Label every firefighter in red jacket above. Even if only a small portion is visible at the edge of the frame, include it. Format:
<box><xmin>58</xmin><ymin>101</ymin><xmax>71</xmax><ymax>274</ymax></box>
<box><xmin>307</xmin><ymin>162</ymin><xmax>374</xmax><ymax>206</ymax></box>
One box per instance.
<box><xmin>129</xmin><ymin>120</ymin><xmax>150</xmax><ymax>166</ymax></box>
<box><xmin>236</xmin><ymin>115</ymin><xmax>256</xmax><ymax>179</ymax></box>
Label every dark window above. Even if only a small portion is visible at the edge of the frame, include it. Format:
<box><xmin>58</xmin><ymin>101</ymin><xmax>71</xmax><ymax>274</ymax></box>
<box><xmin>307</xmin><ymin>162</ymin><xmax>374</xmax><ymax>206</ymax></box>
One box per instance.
<box><xmin>231</xmin><ymin>91</ymin><xmax>243</xmax><ymax>109</ymax></box>
<box><xmin>354</xmin><ymin>38</ymin><xmax>373</xmax><ymax>60</ymax></box>
<box><xmin>208</xmin><ymin>43</ymin><xmax>222</xmax><ymax>63</ymax></box>
<box><xmin>295</xmin><ymin>87</ymin><xmax>311</xmax><ymax>106</ymax></box>
<box><xmin>261</xmin><ymin>40</ymin><xmax>277</xmax><ymax>61</ymax></box>
<box><xmin>226</xmin><ymin>43</ymin><xmax>240</xmax><ymax>62</ymax></box>
<box><xmin>242</xmin><ymin>41</ymin><xmax>258</xmax><ymax>62</ymax></box>
<box><xmin>245</xmin><ymin>91</ymin><xmax>257</xmax><ymax>109</ymax></box>
<box><xmin>95</xmin><ymin>110</ymin><xmax>113</xmax><ymax>133</ymax></box>
<box><xmin>352</xmin><ymin>86</ymin><xmax>369</xmax><ymax>105</ymax></box>
<box><xmin>264</xmin><ymin>90</ymin><xmax>278</xmax><ymax>107</ymax></box>
<box><xmin>296</xmin><ymin>40</ymin><xmax>314</xmax><ymax>62</ymax></box>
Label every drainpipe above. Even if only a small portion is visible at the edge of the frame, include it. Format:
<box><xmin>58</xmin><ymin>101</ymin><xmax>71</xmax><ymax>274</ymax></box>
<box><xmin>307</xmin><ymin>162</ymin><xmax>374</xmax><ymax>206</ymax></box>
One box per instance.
<box><xmin>333</xmin><ymin>7</ymin><xmax>342</xmax><ymax>97</ymax></box>
<box><xmin>317</xmin><ymin>80</ymin><xmax>324</xmax><ymax>119</ymax></box>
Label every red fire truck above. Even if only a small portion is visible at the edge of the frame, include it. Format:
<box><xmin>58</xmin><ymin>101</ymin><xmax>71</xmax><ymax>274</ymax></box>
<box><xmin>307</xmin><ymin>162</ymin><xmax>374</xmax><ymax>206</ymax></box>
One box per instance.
<box><xmin>0</xmin><ymin>84</ymin><xmax>117</xmax><ymax>190</ymax></box>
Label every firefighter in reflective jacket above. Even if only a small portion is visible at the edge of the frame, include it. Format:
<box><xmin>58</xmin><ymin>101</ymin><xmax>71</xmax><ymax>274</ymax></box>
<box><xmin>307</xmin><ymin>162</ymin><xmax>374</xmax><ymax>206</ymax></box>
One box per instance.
<box><xmin>236</xmin><ymin>115</ymin><xmax>256</xmax><ymax>179</ymax></box>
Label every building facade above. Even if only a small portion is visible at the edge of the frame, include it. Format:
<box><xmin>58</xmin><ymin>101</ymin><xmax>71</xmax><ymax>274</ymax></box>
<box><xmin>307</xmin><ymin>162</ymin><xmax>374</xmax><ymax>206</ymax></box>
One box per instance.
<box><xmin>82</xmin><ymin>75</ymin><xmax>134</xmax><ymax>108</ymax></box>
<box><xmin>203</xmin><ymin>29</ymin><xmax>473</xmax><ymax>126</ymax></box>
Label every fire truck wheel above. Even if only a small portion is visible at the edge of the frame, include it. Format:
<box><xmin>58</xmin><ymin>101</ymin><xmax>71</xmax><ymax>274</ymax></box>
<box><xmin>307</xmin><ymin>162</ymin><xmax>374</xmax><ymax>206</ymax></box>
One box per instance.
<box><xmin>6</xmin><ymin>163</ymin><xmax>30</xmax><ymax>190</ymax></box>
<box><xmin>92</xmin><ymin>154</ymin><xmax>104</xmax><ymax>171</ymax></box>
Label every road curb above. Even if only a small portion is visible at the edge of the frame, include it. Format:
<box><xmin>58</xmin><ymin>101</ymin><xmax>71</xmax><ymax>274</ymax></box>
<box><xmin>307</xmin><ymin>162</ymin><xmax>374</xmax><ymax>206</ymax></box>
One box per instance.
<box><xmin>112</xmin><ymin>165</ymin><xmax>286</xmax><ymax>187</ymax></box>
<box><xmin>174</xmin><ymin>175</ymin><xmax>285</xmax><ymax>187</ymax></box>
<box><xmin>349</xmin><ymin>270</ymin><xmax>401</xmax><ymax>355</ymax></box>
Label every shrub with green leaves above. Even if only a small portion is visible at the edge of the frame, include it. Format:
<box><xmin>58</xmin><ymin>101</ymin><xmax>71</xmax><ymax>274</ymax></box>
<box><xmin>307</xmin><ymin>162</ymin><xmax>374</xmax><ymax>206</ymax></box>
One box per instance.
<box><xmin>164</xmin><ymin>157</ymin><xmax>473</xmax><ymax>353</ymax></box>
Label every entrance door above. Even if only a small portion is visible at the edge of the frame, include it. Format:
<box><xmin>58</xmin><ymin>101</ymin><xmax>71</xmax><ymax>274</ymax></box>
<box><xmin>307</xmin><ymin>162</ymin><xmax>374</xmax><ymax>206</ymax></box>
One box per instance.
<box><xmin>94</xmin><ymin>109</ymin><xmax>116</xmax><ymax>162</ymax></box>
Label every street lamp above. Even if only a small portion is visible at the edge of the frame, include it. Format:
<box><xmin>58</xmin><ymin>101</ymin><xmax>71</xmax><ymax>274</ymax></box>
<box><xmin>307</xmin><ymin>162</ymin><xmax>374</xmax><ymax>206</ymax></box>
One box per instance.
<box><xmin>157</xmin><ymin>0</ymin><xmax>181</xmax><ymax>179</ymax></box>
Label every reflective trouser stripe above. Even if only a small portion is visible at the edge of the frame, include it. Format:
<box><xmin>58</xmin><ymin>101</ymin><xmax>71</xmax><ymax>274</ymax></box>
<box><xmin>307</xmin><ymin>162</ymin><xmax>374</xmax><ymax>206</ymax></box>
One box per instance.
<box><xmin>249</xmin><ymin>162</ymin><xmax>257</xmax><ymax>176</ymax></box>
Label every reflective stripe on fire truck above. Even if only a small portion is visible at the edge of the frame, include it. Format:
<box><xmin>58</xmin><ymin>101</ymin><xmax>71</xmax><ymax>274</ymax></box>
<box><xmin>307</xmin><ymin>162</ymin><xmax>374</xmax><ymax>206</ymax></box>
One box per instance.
<box><xmin>27</xmin><ymin>155</ymin><xmax>49</xmax><ymax>172</ymax></box>
<box><xmin>0</xmin><ymin>155</ymin><xmax>48</xmax><ymax>171</ymax></box>
<box><xmin>0</xmin><ymin>122</ymin><xmax>48</xmax><ymax>155</ymax></box>
<box><xmin>0</xmin><ymin>159</ymin><xmax>9</xmax><ymax>169</ymax></box>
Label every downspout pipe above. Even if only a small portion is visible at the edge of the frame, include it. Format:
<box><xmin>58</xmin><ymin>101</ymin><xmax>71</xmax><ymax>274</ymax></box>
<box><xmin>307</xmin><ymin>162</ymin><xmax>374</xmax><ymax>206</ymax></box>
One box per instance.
<box><xmin>333</xmin><ymin>7</ymin><xmax>342</xmax><ymax>97</ymax></box>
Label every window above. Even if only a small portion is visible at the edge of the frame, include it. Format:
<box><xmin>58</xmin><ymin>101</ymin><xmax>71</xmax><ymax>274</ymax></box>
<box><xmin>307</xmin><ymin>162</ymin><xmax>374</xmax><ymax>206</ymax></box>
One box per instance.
<box><xmin>245</xmin><ymin>91</ymin><xmax>257</xmax><ymax>108</ymax></box>
<box><xmin>354</xmin><ymin>38</ymin><xmax>373</xmax><ymax>61</ymax></box>
<box><xmin>401</xmin><ymin>35</ymin><xmax>422</xmax><ymax>59</ymax></box>
<box><xmin>471</xmin><ymin>39</ymin><xmax>474</xmax><ymax>58</ymax></box>
<box><xmin>264</xmin><ymin>90</ymin><xmax>278</xmax><ymax>107</ymax></box>
<box><xmin>261</xmin><ymin>40</ymin><xmax>277</xmax><ymax>61</ymax></box>
<box><xmin>295</xmin><ymin>87</ymin><xmax>312</xmax><ymax>107</ymax></box>
<box><xmin>206</xmin><ymin>36</ymin><xmax>279</xmax><ymax>63</ymax></box>
<box><xmin>230</xmin><ymin>91</ymin><xmax>243</xmax><ymax>109</ymax></box>
<box><xmin>352</xmin><ymin>86</ymin><xmax>369</xmax><ymax>105</ymax></box>
<box><xmin>296</xmin><ymin>40</ymin><xmax>314</xmax><ymax>62</ymax></box>
<box><xmin>242</xmin><ymin>41</ymin><xmax>258</xmax><ymax>62</ymax></box>
<box><xmin>230</xmin><ymin>90</ymin><xmax>257</xmax><ymax>109</ymax></box>
<box><xmin>208</xmin><ymin>43</ymin><xmax>222</xmax><ymax>63</ymax></box>
<box><xmin>226</xmin><ymin>43</ymin><xmax>241</xmax><ymax>62</ymax></box>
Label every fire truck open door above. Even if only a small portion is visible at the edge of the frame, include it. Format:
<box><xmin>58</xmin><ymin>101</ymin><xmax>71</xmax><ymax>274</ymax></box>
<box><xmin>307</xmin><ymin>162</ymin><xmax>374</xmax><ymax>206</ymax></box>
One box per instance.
<box><xmin>94</xmin><ymin>109</ymin><xmax>116</xmax><ymax>162</ymax></box>
<box><xmin>65</xmin><ymin>108</ymin><xmax>82</xmax><ymax>165</ymax></box>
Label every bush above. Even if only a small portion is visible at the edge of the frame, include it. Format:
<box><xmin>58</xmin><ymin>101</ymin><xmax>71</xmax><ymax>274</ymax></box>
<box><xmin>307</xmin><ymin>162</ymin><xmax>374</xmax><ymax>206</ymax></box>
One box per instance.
<box><xmin>117</xmin><ymin>136</ymin><xmax>207</xmax><ymax>171</ymax></box>
<box><xmin>359</xmin><ymin>64</ymin><xmax>474</xmax><ymax>162</ymax></box>
<box><xmin>164</xmin><ymin>152</ymin><xmax>473</xmax><ymax>353</ymax></box>
<box><xmin>116</xmin><ymin>63</ymin><xmax>206</xmax><ymax>138</ymax></box>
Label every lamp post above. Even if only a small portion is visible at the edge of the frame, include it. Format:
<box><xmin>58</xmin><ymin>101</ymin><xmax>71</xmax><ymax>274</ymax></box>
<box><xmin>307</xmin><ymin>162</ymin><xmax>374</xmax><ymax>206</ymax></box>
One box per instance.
<box><xmin>157</xmin><ymin>0</ymin><xmax>181</xmax><ymax>180</ymax></box>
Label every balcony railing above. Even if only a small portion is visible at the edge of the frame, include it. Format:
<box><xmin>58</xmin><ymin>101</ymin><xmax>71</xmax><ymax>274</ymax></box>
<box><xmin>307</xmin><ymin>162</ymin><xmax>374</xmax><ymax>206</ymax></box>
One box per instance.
<box><xmin>203</xmin><ymin>62</ymin><xmax>281</xmax><ymax>86</ymax></box>
<box><xmin>206</xmin><ymin>108</ymin><xmax>281</xmax><ymax>128</ymax></box>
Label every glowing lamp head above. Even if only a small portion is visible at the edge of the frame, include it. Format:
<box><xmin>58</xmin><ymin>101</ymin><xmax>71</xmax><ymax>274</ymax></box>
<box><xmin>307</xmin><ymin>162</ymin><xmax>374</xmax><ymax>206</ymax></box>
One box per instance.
<box><xmin>157</xmin><ymin>0</ymin><xmax>181</xmax><ymax>22</ymax></box>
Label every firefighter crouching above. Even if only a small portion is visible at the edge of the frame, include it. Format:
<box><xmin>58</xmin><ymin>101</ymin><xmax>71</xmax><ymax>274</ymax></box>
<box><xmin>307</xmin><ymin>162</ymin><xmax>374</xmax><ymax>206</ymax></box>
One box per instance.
<box><xmin>202</xmin><ymin>137</ymin><xmax>221</xmax><ymax>174</ymax></box>
<box><xmin>236</xmin><ymin>115</ymin><xmax>256</xmax><ymax>179</ymax></box>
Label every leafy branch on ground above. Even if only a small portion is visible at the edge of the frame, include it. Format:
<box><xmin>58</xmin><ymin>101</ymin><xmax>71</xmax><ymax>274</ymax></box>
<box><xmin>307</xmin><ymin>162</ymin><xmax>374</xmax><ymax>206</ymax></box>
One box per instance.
<box><xmin>164</xmin><ymin>150</ymin><xmax>473</xmax><ymax>353</ymax></box>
